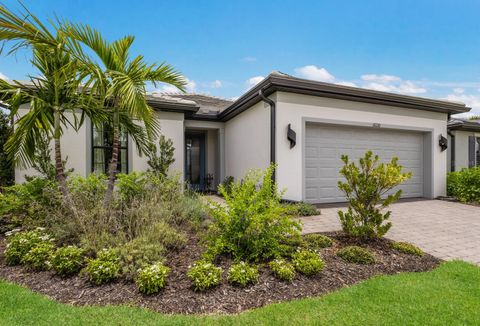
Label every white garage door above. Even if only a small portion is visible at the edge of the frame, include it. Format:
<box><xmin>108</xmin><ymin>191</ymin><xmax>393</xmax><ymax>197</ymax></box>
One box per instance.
<box><xmin>304</xmin><ymin>123</ymin><xmax>424</xmax><ymax>203</ymax></box>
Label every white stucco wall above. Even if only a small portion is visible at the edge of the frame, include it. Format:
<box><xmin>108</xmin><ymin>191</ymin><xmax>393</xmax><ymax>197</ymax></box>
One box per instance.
<box><xmin>274</xmin><ymin>92</ymin><xmax>449</xmax><ymax>201</ymax></box>
<box><xmin>450</xmin><ymin>130</ymin><xmax>480</xmax><ymax>171</ymax></box>
<box><xmin>130</xmin><ymin>111</ymin><xmax>185</xmax><ymax>178</ymax></box>
<box><xmin>225</xmin><ymin>101</ymin><xmax>270</xmax><ymax>180</ymax></box>
<box><xmin>14</xmin><ymin>105</ymin><xmax>89</xmax><ymax>183</ymax></box>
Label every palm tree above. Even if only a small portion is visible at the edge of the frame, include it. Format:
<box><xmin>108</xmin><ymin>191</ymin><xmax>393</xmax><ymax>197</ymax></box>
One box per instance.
<box><xmin>63</xmin><ymin>23</ymin><xmax>186</xmax><ymax>207</ymax></box>
<box><xmin>0</xmin><ymin>4</ymin><xmax>100</xmax><ymax>211</ymax></box>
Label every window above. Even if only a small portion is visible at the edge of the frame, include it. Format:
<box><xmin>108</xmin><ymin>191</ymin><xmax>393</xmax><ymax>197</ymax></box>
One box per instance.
<box><xmin>92</xmin><ymin>124</ymin><xmax>128</xmax><ymax>174</ymax></box>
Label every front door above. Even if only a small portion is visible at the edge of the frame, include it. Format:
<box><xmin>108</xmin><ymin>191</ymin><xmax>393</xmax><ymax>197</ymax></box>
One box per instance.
<box><xmin>185</xmin><ymin>132</ymin><xmax>206</xmax><ymax>191</ymax></box>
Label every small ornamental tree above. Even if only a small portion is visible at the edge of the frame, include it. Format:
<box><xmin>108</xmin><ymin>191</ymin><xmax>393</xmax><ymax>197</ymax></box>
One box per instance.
<box><xmin>337</xmin><ymin>151</ymin><xmax>412</xmax><ymax>238</ymax></box>
<box><xmin>147</xmin><ymin>135</ymin><xmax>175</xmax><ymax>177</ymax></box>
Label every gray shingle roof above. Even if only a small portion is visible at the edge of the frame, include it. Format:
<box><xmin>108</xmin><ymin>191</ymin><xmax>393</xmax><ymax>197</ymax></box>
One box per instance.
<box><xmin>147</xmin><ymin>92</ymin><xmax>232</xmax><ymax>116</ymax></box>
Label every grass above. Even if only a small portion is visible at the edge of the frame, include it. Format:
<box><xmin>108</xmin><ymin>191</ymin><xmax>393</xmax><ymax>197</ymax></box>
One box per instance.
<box><xmin>0</xmin><ymin>261</ymin><xmax>479</xmax><ymax>325</ymax></box>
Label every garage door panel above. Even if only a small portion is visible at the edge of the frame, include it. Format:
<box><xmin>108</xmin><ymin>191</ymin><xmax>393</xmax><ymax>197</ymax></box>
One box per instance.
<box><xmin>304</xmin><ymin>123</ymin><xmax>425</xmax><ymax>203</ymax></box>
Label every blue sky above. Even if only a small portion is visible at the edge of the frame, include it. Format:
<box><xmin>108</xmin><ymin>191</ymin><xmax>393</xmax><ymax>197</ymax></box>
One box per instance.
<box><xmin>1</xmin><ymin>0</ymin><xmax>480</xmax><ymax>115</ymax></box>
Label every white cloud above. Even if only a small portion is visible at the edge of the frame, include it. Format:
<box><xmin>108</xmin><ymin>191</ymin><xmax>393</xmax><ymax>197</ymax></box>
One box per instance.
<box><xmin>207</xmin><ymin>80</ymin><xmax>222</xmax><ymax>88</ymax></box>
<box><xmin>442</xmin><ymin>93</ymin><xmax>480</xmax><ymax>116</ymax></box>
<box><xmin>0</xmin><ymin>72</ymin><xmax>9</xmax><ymax>80</ymax></box>
<box><xmin>361</xmin><ymin>74</ymin><xmax>400</xmax><ymax>83</ymax></box>
<box><xmin>161</xmin><ymin>77</ymin><xmax>196</xmax><ymax>93</ymax></box>
<box><xmin>453</xmin><ymin>88</ymin><xmax>464</xmax><ymax>94</ymax></box>
<box><xmin>294</xmin><ymin>65</ymin><xmax>335</xmax><ymax>82</ymax></box>
<box><xmin>242</xmin><ymin>56</ymin><xmax>257</xmax><ymax>62</ymax></box>
<box><xmin>245</xmin><ymin>76</ymin><xmax>265</xmax><ymax>89</ymax></box>
<box><xmin>335</xmin><ymin>81</ymin><xmax>357</xmax><ymax>87</ymax></box>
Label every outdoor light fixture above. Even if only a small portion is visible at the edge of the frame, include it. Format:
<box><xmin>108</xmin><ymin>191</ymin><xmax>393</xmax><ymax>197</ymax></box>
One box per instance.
<box><xmin>287</xmin><ymin>124</ymin><xmax>296</xmax><ymax>148</ymax></box>
<box><xmin>439</xmin><ymin>134</ymin><xmax>448</xmax><ymax>152</ymax></box>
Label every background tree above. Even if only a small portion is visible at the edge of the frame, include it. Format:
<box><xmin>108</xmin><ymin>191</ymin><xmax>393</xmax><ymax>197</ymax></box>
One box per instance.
<box><xmin>0</xmin><ymin>109</ymin><xmax>13</xmax><ymax>187</ymax></box>
<box><xmin>147</xmin><ymin>135</ymin><xmax>175</xmax><ymax>177</ymax></box>
<box><xmin>63</xmin><ymin>22</ymin><xmax>186</xmax><ymax>207</ymax></box>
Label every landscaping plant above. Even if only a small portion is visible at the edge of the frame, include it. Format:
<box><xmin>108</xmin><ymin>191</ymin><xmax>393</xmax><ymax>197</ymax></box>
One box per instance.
<box><xmin>292</xmin><ymin>250</ymin><xmax>325</xmax><ymax>276</ymax></box>
<box><xmin>147</xmin><ymin>135</ymin><xmax>176</xmax><ymax>177</ymax></box>
<box><xmin>84</xmin><ymin>249</ymin><xmax>121</xmax><ymax>285</ymax></box>
<box><xmin>337</xmin><ymin>246</ymin><xmax>375</xmax><ymax>264</ymax></box>
<box><xmin>206</xmin><ymin>165</ymin><xmax>302</xmax><ymax>262</ymax></box>
<box><xmin>51</xmin><ymin>246</ymin><xmax>86</xmax><ymax>276</ymax></box>
<box><xmin>136</xmin><ymin>262</ymin><xmax>170</xmax><ymax>295</ymax></box>
<box><xmin>4</xmin><ymin>228</ymin><xmax>54</xmax><ymax>265</ymax></box>
<box><xmin>447</xmin><ymin>167</ymin><xmax>480</xmax><ymax>203</ymax></box>
<box><xmin>21</xmin><ymin>242</ymin><xmax>55</xmax><ymax>271</ymax></box>
<box><xmin>337</xmin><ymin>151</ymin><xmax>412</xmax><ymax>238</ymax></box>
<box><xmin>391</xmin><ymin>242</ymin><xmax>424</xmax><ymax>257</ymax></box>
<box><xmin>269</xmin><ymin>259</ymin><xmax>296</xmax><ymax>281</ymax></box>
<box><xmin>288</xmin><ymin>202</ymin><xmax>319</xmax><ymax>216</ymax></box>
<box><xmin>187</xmin><ymin>260</ymin><xmax>223</xmax><ymax>291</ymax></box>
<box><xmin>304</xmin><ymin>234</ymin><xmax>334</xmax><ymax>249</ymax></box>
<box><xmin>227</xmin><ymin>262</ymin><xmax>259</xmax><ymax>287</ymax></box>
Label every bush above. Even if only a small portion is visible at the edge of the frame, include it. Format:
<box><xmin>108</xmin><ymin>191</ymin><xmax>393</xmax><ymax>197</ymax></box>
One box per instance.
<box><xmin>21</xmin><ymin>242</ymin><xmax>55</xmax><ymax>271</ymax></box>
<box><xmin>292</xmin><ymin>250</ymin><xmax>325</xmax><ymax>276</ymax></box>
<box><xmin>4</xmin><ymin>228</ymin><xmax>54</xmax><ymax>265</ymax></box>
<box><xmin>391</xmin><ymin>242</ymin><xmax>424</xmax><ymax>257</ymax></box>
<box><xmin>218</xmin><ymin>176</ymin><xmax>234</xmax><ymax>196</ymax></box>
<box><xmin>187</xmin><ymin>260</ymin><xmax>223</xmax><ymax>291</ymax></box>
<box><xmin>51</xmin><ymin>246</ymin><xmax>85</xmax><ymax>276</ymax></box>
<box><xmin>304</xmin><ymin>234</ymin><xmax>333</xmax><ymax>249</ymax></box>
<box><xmin>447</xmin><ymin>168</ymin><xmax>480</xmax><ymax>203</ymax></box>
<box><xmin>227</xmin><ymin>262</ymin><xmax>259</xmax><ymax>287</ymax></box>
<box><xmin>84</xmin><ymin>249</ymin><xmax>120</xmax><ymax>285</ymax></box>
<box><xmin>136</xmin><ymin>262</ymin><xmax>171</xmax><ymax>295</ymax></box>
<box><xmin>146</xmin><ymin>135</ymin><xmax>176</xmax><ymax>177</ymax></box>
<box><xmin>337</xmin><ymin>246</ymin><xmax>375</xmax><ymax>264</ymax></box>
<box><xmin>206</xmin><ymin>165</ymin><xmax>302</xmax><ymax>261</ymax></box>
<box><xmin>337</xmin><ymin>151</ymin><xmax>412</xmax><ymax>238</ymax></box>
<box><xmin>287</xmin><ymin>202</ymin><xmax>319</xmax><ymax>216</ymax></box>
<box><xmin>269</xmin><ymin>259</ymin><xmax>295</xmax><ymax>281</ymax></box>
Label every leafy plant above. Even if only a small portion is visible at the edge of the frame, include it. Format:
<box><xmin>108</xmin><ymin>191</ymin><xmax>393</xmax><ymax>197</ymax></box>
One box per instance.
<box><xmin>337</xmin><ymin>151</ymin><xmax>412</xmax><ymax>238</ymax></box>
<box><xmin>227</xmin><ymin>262</ymin><xmax>259</xmax><ymax>287</ymax></box>
<box><xmin>447</xmin><ymin>168</ymin><xmax>480</xmax><ymax>203</ymax></box>
<box><xmin>51</xmin><ymin>246</ymin><xmax>85</xmax><ymax>276</ymax></box>
<box><xmin>269</xmin><ymin>259</ymin><xmax>296</xmax><ymax>282</ymax></box>
<box><xmin>136</xmin><ymin>262</ymin><xmax>170</xmax><ymax>295</ymax></box>
<box><xmin>304</xmin><ymin>234</ymin><xmax>334</xmax><ymax>249</ymax></box>
<box><xmin>84</xmin><ymin>249</ymin><xmax>120</xmax><ymax>285</ymax></box>
<box><xmin>292</xmin><ymin>250</ymin><xmax>325</xmax><ymax>276</ymax></box>
<box><xmin>147</xmin><ymin>135</ymin><xmax>176</xmax><ymax>177</ymax></box>
<box><xmin>21</xmin><ymin>242</ymin><xmax>55</xmax><ymax>271</ymax></box>
<box><xmin>4</xmin><ymin>228</ymin><xmax>54</xmax><ymax>265</ymax></box>
<box><xmin>206</xmin><ymin>165</ymin><xmax>302</xmax><ymax>262</ymax></box>
<box><xmin>287</xmin><ymin>202</ymin><xmax>319</xmax><ymax>216</ymax></box>
<box><xmin>187</xmin><ymin>260</ymin><xmax>223</xmax><ymax>291</ymax></box>
<box><xmin>218</xmin><ymin>176</ymin><xmax>234</xmax><ymax>196</ymax></box>
<box><xmin>337</xmin><ymin>246</ymin><xmax>375</xmax><ymax>264</ymax></box>
<box><xmin>391</xmin><ymin>242</ymin><xmax>424</xmax><ymax>257</ymax></box>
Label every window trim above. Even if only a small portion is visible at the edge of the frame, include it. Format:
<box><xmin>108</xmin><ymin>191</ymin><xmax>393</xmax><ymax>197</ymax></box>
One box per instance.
<box><xmin>91</xmin><ymin>123</ymin><xmax>129</xmax><ymax>174</ymax></box>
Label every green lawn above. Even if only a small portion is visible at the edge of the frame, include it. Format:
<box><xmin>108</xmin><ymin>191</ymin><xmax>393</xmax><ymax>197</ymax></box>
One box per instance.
<box><xmin>1</xmin><ymin>261</ymin><xmax>479</xmax><ymax>325</ymax></box>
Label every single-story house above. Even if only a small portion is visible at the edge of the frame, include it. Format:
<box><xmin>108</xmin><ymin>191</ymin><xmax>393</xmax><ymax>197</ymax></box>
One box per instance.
<box><xmin>14</xmin><ymin>71</ymin><xmax>471</xmax><ymax>204</ymax></box>
<box><xmin>447</xmin><ymin>118</ymin><xmax>480</xmax><ymax>171</ymax></box>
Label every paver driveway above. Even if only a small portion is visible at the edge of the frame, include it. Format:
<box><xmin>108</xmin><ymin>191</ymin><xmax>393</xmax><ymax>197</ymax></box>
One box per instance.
<box><xmin>302</xmin><ymin>200</ymin><xmax>480</xmax><ymax>264</ymax></box>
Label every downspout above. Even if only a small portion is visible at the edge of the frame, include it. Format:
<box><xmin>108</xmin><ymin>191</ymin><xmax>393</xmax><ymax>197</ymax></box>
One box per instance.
<box><xmin>259</xmin><ymin>89</ymin><xmax>276</xmax><ymax>182</ymax></box>
<box><xmin>447</xmin><ymin>130</ymin><xmax>455</xmax><ymax>172</ymax></box>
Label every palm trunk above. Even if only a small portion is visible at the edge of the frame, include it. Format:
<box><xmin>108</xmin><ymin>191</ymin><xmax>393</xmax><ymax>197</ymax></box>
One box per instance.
<box><xmin>53</xmin><ymin>109</ymin><xmax>77</xmax><ymax>215</ymax></box>
<box><xmin>104</xmin><ymin>110</ymin><xmax>120</xmax><ymax>207</ymax></box>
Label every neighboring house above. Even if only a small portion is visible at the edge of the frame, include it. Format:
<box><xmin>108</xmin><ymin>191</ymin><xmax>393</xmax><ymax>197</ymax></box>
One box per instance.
<box><xmin>447</xmin><ymin>118</ymin><xmax>480</xmax><ymax>171</ymax></box>
<box><xmin>14</xmin><ymin>72</ymin><xmax>470</xmax><ymax>204</ymax></box>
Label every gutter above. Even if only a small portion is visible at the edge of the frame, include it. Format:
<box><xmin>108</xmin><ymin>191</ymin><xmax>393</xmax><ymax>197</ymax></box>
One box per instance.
<box><xmin>258</xmin><ymin>89</ymin><xmax>276</xmax><ymax>182</ymax></box>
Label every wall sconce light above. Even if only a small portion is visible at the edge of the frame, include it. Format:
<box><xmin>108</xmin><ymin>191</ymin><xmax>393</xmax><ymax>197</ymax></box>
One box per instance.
<box><xmin>287</xmin><ymin>124</ymin><xmax>296</xmax><ymax>148</ymax></box>
<box><xmin>439</xmin><ymin>134</ymin><xmax>448</xmax><ymax>152</ymax></box>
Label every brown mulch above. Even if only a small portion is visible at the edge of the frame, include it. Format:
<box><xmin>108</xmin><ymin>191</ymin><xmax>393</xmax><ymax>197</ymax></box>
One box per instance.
<box><xmin>0</xmin><ymin>232</ymin><xmax>440</xmax><ymax>315</ymax></box>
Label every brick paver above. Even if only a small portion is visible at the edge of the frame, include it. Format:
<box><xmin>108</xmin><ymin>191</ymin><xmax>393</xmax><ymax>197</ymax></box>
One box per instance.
<box><xmin>302</xmin><ymin>200</ymin><xmax>480</xmax><ymax>265</ymax></box>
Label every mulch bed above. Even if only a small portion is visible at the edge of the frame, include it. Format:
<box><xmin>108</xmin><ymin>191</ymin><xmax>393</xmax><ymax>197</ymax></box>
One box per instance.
<box><xmin>0</xmin><ymin>232</ymin><xmax>440</xmax><ymax>315</ymax></box>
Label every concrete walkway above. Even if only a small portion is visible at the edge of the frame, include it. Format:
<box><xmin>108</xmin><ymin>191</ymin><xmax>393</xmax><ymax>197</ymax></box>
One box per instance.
<box><xmin>302</xmin><ymin>200</ymin><xmax>480</xmax><ymax>264</ymax></box>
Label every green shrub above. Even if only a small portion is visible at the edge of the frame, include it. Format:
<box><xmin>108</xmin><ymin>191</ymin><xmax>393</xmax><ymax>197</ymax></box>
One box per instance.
<box><xmin>304</xmin><ymin>234</ymin><xmax>333</xmax><ymax>249</ymax></box>
<box><xmin>116</xmin><ymin>172</ymin><xmax>149</xmax><ymax>203</ymax></box>
<box><xmin>447</xmin><ymin>168</ymin><xmax>480</xmax><ymax>203</ymax></box>
<box><xmin>218</xmin><ymin>176</ymin><xmax>234</xmax><ymax>196</ymax></box>
<box><xmin>391</xmin><ymin>242</ymin><xmax>424</xmax><ymax>257</ymax></box>
<box><xmin>292</xmin><ymin>250</ymin><xmax>325</xmax><ymax>276</ymax></box>
<box><xmin>84</xmin><ymin>249</ymin><xmax>120</xmax><ymax>285</ymax></box>
<box><xmin>146</xmin><ymin>135</ymin><xmax>176</xmax><ymax>177</ymax></box>
<box><xmin>136</xmin><ymin>262</ymin><xmax>170</xmax><ymax>295</ymax></box>
<box><xmin>187</xmin><ymin>260</ymin><xmax>223</xmax><ymax>291</ymax></box>
<box><xmin>269</xmin><ymin>259</ymin><xmax>295</xmax><ymax>281</ymax></box>
<box><xmin>51</xmin><ymin>246</ymin><xmax>85</xmax><ymax>276</ymax></box>
<box><xmin>288</xmin><ymin>202</ymin><xmax>319</xmax><ymax>216</ymax></box>
<box><xmin>337</xmin><ymin>151</ymin><xmax>412</xmax><ymax>238</ymax></box>
<box><xmin>337</xmin><ymin>246</ymin><xmax>375</xmax><ymax>264</ymax></box>
<box><xmin>4</xmin><ymin>228</ymin><xmax>54</xmax><ymax>265</ymax></box>
<box><xmin>68</xmin><ymin>174</ymin><xmax>107</xmax><ymax>209</ymax></box>
<box><xmin>227</xmin><ymin>262</ymin><xmax>259</xmax><ymax>287</ymax></box>
<box><xmin>206</xmin><ymin>165</ymin><xmax>302</xmax><ymax>261</ymax></box>
<box><xmin>21</xmin><ymin>242</ymin><xmax>55</xmax><ymax>271</ymax></box>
